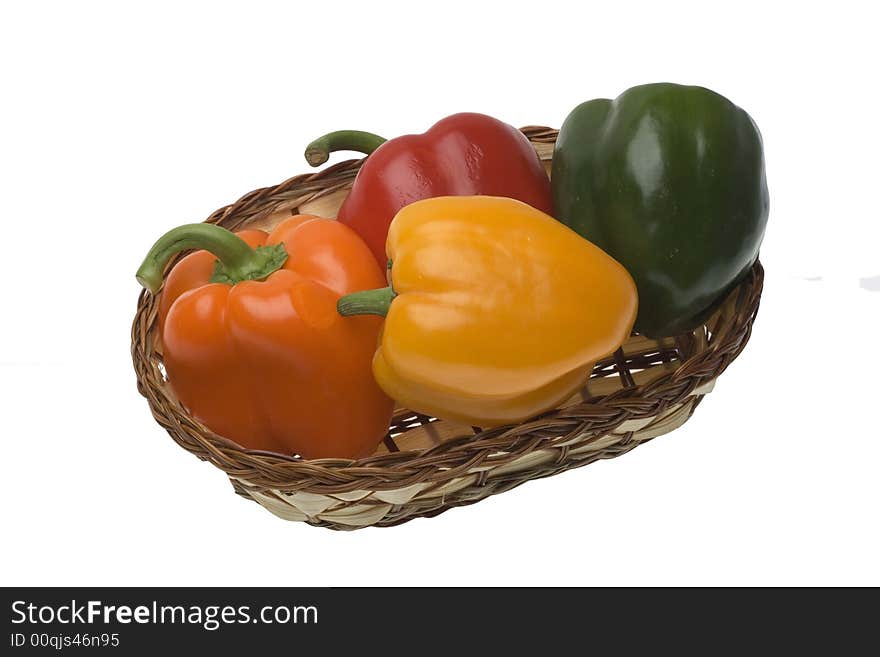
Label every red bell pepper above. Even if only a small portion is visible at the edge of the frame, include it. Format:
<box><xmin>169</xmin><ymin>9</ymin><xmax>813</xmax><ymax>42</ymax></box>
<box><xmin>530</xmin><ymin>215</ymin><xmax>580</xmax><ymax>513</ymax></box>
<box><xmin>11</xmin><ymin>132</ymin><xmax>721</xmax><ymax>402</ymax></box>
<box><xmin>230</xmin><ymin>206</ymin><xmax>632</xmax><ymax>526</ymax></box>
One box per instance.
<box><xmin>304</xmin><ymin>113</ymin><xmax>553</xmax><ymax>266</ymax></box>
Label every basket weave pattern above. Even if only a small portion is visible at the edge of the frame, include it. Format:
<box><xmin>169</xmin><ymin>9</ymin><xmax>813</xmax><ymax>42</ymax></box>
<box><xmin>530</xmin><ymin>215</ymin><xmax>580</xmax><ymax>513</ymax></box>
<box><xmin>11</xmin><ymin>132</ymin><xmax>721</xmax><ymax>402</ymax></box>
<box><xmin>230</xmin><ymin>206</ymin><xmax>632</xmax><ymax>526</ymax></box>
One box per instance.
<box><xmin>131</xmin><ymin>127</ymin><xmax>763</xmax><ymax>530</ymax></box>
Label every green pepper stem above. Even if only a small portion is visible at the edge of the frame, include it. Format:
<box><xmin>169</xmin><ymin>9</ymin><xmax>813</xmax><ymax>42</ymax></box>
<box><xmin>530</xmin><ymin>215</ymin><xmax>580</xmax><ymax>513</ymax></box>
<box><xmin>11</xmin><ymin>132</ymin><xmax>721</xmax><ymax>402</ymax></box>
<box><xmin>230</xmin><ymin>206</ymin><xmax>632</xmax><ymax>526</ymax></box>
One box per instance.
<box><xmin>304</xmin><ymin>130</ymin><xmax>387</xmax><ymax>167</ymax></box>
<box><xmin>337</xmin><ymin>286</ymin><xmax>396</xmax><ymax>318</ymax></box>
<box><xmin>135</xmin><ymin>223</ymin><xmax>287</xmax><ymax>293</ymax></box>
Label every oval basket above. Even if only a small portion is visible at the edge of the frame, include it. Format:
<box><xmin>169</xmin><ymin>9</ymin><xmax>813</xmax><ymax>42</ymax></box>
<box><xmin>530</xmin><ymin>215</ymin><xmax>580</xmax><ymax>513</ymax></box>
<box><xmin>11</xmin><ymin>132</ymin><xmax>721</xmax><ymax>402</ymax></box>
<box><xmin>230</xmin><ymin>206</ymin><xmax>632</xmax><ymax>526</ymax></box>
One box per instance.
<box><xmin>131</xmin><ymin>126</ymin><xmax>763</xmax><ymax>530</ymax></box>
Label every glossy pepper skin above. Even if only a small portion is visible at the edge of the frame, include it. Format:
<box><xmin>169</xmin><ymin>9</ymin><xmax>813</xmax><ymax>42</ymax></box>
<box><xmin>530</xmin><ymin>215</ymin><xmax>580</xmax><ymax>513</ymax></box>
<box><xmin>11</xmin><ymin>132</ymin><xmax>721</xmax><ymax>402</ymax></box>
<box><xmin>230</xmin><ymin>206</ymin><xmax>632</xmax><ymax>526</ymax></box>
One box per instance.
<box><xmin>337</xmin><ymin>196</ymin><xmax>638</xmax><ymax>427</ymax></box>
<box><xmin>305</xmin><ymin>113</ymin><xmax>553</xmax><ymax>266</ymax></box>
<box><xmin>552</xmin><ymin>83</ymin><xmax>769</xmax><ymax>337</ymax></box>
<box><xmin>136</xmin><ymin>216</ymin><xmax>393</xmax><ymax>459</ymax></box>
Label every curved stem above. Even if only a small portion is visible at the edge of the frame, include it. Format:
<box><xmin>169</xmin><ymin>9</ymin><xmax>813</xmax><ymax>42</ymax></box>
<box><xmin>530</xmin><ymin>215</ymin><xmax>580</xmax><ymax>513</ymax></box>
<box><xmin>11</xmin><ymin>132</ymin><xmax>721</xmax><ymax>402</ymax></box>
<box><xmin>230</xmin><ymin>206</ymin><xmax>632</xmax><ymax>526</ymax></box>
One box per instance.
<box><xmin>136</xmin><ymin>223</ymin><xmax>287</xmax><ymax>293</ymax></box>
<box><xmin>304</xmin><ymin>130</ymin><xmax>387</xmax><ymax>167</ymax></box>
<box><xmin>337</xmin><ymin>286</ymin><xmax>396</xmax><ymax>318</ymax></box>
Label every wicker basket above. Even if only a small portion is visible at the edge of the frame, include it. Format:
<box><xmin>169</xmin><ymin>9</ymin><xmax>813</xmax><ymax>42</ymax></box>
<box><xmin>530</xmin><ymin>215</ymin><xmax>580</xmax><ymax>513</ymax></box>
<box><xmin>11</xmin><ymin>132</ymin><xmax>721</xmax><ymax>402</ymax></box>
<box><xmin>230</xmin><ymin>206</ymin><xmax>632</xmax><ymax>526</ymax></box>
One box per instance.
<box><xmin>131</xmin><ymin>126</ymin><xmax>763</xmax><ymax>530</ymax></box>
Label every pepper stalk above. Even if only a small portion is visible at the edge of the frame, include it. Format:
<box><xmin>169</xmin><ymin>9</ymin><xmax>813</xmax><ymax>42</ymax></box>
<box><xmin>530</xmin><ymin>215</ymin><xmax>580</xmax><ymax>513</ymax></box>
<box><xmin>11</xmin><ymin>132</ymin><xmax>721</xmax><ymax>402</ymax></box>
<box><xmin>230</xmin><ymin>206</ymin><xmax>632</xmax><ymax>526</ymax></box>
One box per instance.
<box><xmin>304</xmin><ymin>130</ymin><xmax>388</xmax><ymax>167</ymax></box>
<box><xmin>135</xmin><ymin>223</ymin><xmax>287</xmax><ymax>293</ymax></box>
<box><xmin>337</xmin><ymin>286</ymin><xmax>396</xmax><ymax>318</ymax></box>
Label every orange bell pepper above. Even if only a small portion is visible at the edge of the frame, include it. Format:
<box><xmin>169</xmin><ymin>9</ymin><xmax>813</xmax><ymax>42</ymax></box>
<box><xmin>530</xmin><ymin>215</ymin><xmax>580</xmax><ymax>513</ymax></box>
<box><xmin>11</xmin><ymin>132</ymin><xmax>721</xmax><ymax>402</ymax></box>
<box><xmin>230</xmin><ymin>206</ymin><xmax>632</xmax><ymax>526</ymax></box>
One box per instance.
<box><xmin>136</xmin><ymin>215</ymin><xmax>393</xmax><ymax>459</ymax></box>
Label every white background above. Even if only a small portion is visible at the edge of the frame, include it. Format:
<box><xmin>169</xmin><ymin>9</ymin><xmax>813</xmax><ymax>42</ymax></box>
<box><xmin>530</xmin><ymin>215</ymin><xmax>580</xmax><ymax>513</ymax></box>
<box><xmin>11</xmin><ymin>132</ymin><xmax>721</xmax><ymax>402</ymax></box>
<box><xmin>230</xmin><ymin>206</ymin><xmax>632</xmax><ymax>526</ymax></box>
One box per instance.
<box><xmin>2</xmin><ymin>1</ymin><xmax>878</xmax><ymax>586</ymax></box>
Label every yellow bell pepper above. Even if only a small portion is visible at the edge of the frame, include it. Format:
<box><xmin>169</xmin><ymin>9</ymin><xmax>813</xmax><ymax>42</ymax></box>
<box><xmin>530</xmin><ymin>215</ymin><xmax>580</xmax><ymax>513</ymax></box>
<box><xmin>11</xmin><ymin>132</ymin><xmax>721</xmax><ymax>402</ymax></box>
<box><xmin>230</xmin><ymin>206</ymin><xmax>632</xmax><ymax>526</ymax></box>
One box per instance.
<box><xmin>337</xmin><ymin>196</ymin><xmax>638</xmax><ymax>426</ymax></box>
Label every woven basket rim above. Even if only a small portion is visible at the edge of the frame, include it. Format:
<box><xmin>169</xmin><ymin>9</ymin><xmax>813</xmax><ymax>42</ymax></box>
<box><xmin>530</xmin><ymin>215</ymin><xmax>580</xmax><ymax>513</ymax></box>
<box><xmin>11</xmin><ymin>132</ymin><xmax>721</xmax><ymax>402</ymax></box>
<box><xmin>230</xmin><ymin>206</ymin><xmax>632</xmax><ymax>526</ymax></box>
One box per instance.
<box><xmin>131</xmin><ymin>126</ymin><xmax>763</xmax><ymax>496</ymax></box>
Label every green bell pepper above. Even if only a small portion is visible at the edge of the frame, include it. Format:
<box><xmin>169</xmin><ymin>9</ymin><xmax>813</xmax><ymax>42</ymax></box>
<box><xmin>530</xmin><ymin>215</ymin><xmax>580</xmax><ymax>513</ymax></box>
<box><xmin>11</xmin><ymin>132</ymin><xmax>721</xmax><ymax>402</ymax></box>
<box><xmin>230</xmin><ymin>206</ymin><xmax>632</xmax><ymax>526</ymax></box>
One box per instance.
<box><xmin>552</xmin><ymin>83</ymin><xmax>769</xmax><ymax>337</ymax></box>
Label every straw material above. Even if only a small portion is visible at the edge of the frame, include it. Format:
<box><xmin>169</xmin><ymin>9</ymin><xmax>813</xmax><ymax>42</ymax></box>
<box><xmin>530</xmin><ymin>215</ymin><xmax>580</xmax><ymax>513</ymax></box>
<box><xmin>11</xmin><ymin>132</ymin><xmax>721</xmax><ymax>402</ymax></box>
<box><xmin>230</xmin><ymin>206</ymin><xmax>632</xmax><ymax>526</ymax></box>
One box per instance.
<box><xmin>131</xmin><ymin>127</ymin><xmax>763</xmax><ymax>530</ymax></box>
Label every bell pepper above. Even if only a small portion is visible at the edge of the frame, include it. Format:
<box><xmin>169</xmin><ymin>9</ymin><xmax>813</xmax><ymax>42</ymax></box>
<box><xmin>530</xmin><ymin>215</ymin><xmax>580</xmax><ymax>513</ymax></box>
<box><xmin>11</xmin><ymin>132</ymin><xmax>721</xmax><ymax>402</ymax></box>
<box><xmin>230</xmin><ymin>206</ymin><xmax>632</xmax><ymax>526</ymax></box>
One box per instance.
<box><xmin>336</xmin><ymin>196</ymin><xmax>638</xmax><ymax>427</ymax></box>
<box><xmin>136</xmin><ymin>215</ymin><xmax>393</xmax><ymax>459</ymax></box>
<box><xmin>304</xmin><ymin>112</ymin><xmax>553</xmax><ymax>267</ymax></box>
<box><xmin>552</xmin><ymin>83</ymin><xmax>769</xmax><ymax>337</ymax></box>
